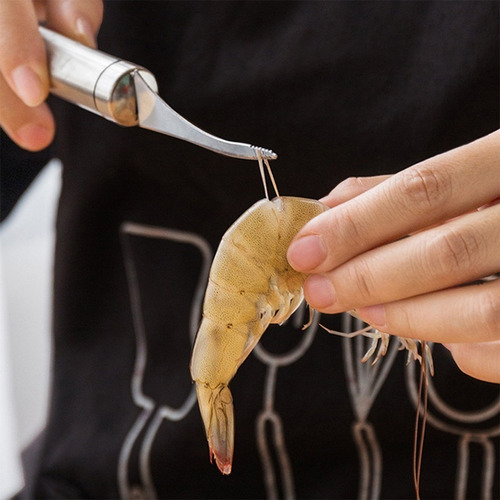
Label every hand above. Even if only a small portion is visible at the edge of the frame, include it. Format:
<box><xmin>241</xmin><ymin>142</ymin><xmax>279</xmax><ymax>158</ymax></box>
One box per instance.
<box><xmin>0</xmin><ymin>0</ymin><xmax>103</xmax><ymax>151</ymax></box>
<box><xmin>287</xmin><ymin>130</ymin><xmax>500</xmax><ymax>383</ymax></box>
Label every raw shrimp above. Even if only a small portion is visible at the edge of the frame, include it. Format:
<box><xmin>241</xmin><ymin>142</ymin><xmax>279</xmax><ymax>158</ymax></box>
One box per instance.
<box><xmin>190</xmin><ymin>194</ymin><xmax>328</xmax><ymax>474</ymax></box>
<box><xmin>190</xmin><ymin>158</ymin><xmax>431</xmax><ymax>483</ymax></box>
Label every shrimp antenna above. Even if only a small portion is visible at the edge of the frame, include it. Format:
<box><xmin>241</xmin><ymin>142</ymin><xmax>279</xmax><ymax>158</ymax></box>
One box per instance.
<box><xmin>256</xmin><ymin>150</ymin><xmax>270</xmax><ymax>200</ymax></box>
<box><xmin>256</xmin><ymin>150</ymin><xmax>280</xmax><ymax>200</ymax></box>
<box><xmin>413</xmin><ymin>341</ymin><xmax>429</xmax><ymax>500</ymax></box>
<box><xmin>264</xmin><ymin>157</ymin><xmax>280</xmax><ymax>198</ymax></box>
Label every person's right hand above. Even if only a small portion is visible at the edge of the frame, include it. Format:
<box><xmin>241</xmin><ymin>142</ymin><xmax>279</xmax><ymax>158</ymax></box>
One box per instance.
<box><xmin>0</xmin><ymin>0</ymin><xmax>103</xmax><ymax>151</ymax></box>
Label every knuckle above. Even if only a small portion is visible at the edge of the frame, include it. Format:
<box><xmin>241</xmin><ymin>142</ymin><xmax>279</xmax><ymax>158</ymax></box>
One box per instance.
<box><xmin>477</xmin><ymin>289</ymin><xmax>500</xmax><ymax>340</ymax></box>
<box><xmin>335</xmin><ymin>205</ymin><xmax>365</xmax><ymax>248</ymax></box>
<box><xmin>428</xmin><ymin>227</ymin><xmax>481</xmax><ymax>277</ymax></box>
<box><xmin>396</xmin><ymin>306</ymin><xmax>419</xmax><ymax>338</ymax></box>
<box><xmin>399</xmin><ymin>165</ymin><xmax>452</xmax><ymax>215</ymax></box>
<box><xmin>345</xmin><ymin>259</ymin><xmax>376</xmax><ymax>303</ymax></box>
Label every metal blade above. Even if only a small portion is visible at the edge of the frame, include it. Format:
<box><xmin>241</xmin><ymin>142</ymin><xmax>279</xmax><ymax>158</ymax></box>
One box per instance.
<box><xmin>134</xmin><ymin>71</ymin><xmax>277</xmax><ymax>160</ymax></box>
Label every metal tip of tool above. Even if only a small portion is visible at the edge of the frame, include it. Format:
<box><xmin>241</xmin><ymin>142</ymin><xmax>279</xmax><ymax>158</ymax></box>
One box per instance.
<box><xmin>133</xmin><ymin>70</ymin><xmax>278</xmax><ymax>160</ymax></box>
<box><xmin>252</xmin><ymin>146</ymin><xmax>278</xmax><ymax>160</ymax></box>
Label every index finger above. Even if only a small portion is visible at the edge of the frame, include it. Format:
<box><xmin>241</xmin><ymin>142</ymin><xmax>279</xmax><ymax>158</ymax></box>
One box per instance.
<box><xmin>0</xmin><ymin>0</ymin><xmax>49</xmax><ymax>106</ymax></box>
<box><xmin>288</xmin><ymin>130</ymin><xmax>500</xmax><ymax>273</ymax></box>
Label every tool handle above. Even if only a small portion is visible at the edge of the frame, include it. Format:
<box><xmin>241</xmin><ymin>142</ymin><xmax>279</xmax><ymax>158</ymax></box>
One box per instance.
<box><xmin>39</xmin><ymin>26</ymin><xmax>157</xmax><ymax>126</ymax></box>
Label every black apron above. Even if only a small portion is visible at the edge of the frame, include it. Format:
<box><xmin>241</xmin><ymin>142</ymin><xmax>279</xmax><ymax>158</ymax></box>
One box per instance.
<box><xmin>14</xmin><ymin>1</ymin><xmax>499</xmax><ymax>498</ymax></box>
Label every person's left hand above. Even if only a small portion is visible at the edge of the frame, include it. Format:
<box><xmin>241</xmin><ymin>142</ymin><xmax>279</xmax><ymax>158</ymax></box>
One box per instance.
<box><xmin>287</xmin><ymin>130</ymin><xmax>500</xmax><ymax>383</ymax></box>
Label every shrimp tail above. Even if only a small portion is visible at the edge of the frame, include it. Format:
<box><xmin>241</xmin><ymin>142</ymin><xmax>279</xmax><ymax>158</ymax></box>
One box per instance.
<box><xmin>195</xmin><ymin>382</ymin><xmax>234</xmax><ymax>475</ymax></box>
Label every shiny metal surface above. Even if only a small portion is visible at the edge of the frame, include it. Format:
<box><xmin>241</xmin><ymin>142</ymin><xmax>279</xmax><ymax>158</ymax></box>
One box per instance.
<box><xmin>134</xmin><ymin>72</ymin><xmax>277</xmax><ymax>160</ymax></box>
<box><xmin>40</xmin><ymin>27</ymin><xmax>277</xmax><ymax>160</ymax></box>
<box><xmin>40</xmin><ymin>26</ymin><xmax>157</xmax><ymax>126</ymax></box>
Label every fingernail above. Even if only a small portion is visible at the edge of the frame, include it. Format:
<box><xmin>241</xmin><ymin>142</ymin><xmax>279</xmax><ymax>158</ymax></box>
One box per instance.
<box><xmin>287</xmin><ymin>235</ymin><xmax>327</xmax><ymax>271</ymax></box>
<box><xmin>11</xmin><ymin>65</ymin><xmax>45</xmax><ymax>107</ymax></box>
<box><xmin>305</xmin><ymin>274</ymin><xmax>336</xmax><ymax>309</ymax></box>
<box><xmin>75</xmin><ymin>17</ymin><xmax>96</xmax><ymax>47</ymax></box>
<box><xmin>15</xmin><ymin>123</ymin><xmax>53</xmax><ymax>149</ymax></box>
<box><xmin>356</xmin><ymin>304</ymin><xmax>386</xmax><ymax>329</ymax></box>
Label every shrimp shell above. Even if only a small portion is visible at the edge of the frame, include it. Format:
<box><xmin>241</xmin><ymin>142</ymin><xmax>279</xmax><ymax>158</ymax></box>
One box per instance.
<box><xmin>190</xmin><ymin>196</ymin><xmax>327</xmax><ymax>474</ymax></box>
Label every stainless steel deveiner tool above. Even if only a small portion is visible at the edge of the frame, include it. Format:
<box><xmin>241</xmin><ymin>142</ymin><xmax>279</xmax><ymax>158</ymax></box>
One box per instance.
<box><xmin>39</xmin><ymin>26</ymin><xmax>277</xmax><ymax>160</ymax></box>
